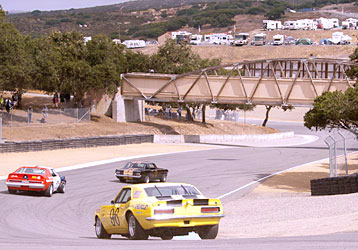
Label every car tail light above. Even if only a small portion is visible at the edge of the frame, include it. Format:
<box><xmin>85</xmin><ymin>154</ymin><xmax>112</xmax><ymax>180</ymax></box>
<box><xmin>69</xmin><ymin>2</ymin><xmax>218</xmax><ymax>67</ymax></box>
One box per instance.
<box><xmin>134</xmin><ymin>172</ymin><xmax>140</xmax><ymax>176</ymax></box>
<box><xmin>201</xmin><ymin>207</ymin><xmax>220</xmax><ymax>213</ymax></box>
<box><xmin>154</xmin><ymin>208</ymin><xmax>174</xmax><ymax>215</ymax></box>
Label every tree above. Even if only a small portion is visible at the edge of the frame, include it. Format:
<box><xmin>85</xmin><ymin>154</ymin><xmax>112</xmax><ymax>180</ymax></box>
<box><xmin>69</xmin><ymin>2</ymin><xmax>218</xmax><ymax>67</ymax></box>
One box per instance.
<box><xmin>262</xmin><ymin>105</ymin><xmax>294</xmax><ymax>127</ymax></box>
<box><xmin>0</xmin><ymin>6</ymin><xmax>32</xmax><ymax>94</ymax></box>
<box><xmin>150</xmin><ymin>40</ymin><xmax>221</xmax><ymax>123</ymax></box>
<box><xmin>264</xmin><ymin>7</ymin><xmax>285</xmax><ymax>20</ymax></box>
<box><xmin>304</xmin><ymin>89</ymin><xmax>358</xmax><ymax>136</ymax></box>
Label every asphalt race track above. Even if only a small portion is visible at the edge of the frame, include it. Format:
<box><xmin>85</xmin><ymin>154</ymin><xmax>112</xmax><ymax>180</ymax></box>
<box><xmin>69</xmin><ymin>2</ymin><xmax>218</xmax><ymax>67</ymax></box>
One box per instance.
<box><xmin>1</xmin><ymin>121</ymin><xmax>358</xmax><ymax>250</ymax></box>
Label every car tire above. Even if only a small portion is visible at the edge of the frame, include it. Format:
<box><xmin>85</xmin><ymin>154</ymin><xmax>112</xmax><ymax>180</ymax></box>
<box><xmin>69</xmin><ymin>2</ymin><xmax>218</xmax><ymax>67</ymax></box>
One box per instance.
<box><xmin>160</xmin><ymin>234</ymin><xmax>173</xmax><ymax>240</ymax></box>
<box><xmin>58</xmin><ymin>182</ymin><xmax>66</xmax><ymax>193</ymax></box>
<box><xmin>142</xmin><ymin>175</ymin><xmax>150</xmax><ymax>184</ymax></box>
<box><xmin>160</xmin><ymin>174</ymin><xmax>167</xmax><ymax>182</ymax></box>
<box><xmin>198</xmin><ymin>224</ymin><xmax>219</xmax><ymax>240</ymax></box>
<box><xmin>44</xmin><ymin>184</ymin><xmax>53</xmax><ymax>197</ymax></box>
<box><xmin>127</xmin><ymin>213</ymin><xmax>148</xmax><ymax>240</ymax></box>
<box><xmin>95</xmin><ymin>216</ymin><xmax>111</xmax><ymax>239</ymax></box>
<box><xmin>8</xmin><ymin>188</ymin><xmax>17</xmax><ymax>194</ymax></box>
<box><xmin>119</xmin><ymin>178</ymin><xmax>125</xmax><ymax>182</ymax></box>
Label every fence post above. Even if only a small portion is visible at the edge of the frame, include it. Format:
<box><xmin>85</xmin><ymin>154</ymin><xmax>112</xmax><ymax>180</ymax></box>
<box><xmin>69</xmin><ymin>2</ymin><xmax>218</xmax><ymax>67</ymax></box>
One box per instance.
<box><xmin>325</xmin><ymin>135</ymin><xmax>335</xmax><ymax>177</ymax></box>
<box><xmin>338</xmin><ymin>132</ymin><xmax>348</xmax><ymax>176</ymax></box>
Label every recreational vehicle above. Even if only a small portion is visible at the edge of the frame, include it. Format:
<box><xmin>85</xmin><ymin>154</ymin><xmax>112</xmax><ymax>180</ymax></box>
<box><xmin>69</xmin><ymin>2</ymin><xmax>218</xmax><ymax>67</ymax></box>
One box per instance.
<box><xmin>190</xmin><ymin>34</ymin><xmax>203</xmax><ymax>45</ymax></box>
<box><xmin>233</xmin><ymin>33</ymin><xmax>250</xmax><ymax>46</ymax></box>
<box><xmin>263</xmin><ymin>20</ymin><xmax>282</xmax><ymax>30</ymax></box>
<box><xmin>253</xmin><ymin>33</ymin><xmax>266</xmax><ymax>46</ymax></box>
<box><xmin>273</xmin><ymin>34</ymin><xmax>284</xmax><ymax>45</ymax></box>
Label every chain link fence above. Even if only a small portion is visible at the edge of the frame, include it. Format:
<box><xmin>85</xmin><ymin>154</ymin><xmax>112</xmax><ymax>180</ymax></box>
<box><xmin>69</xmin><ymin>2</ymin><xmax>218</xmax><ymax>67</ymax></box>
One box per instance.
<box><xmin>0</xmin><ymin>108</ymin><xmax>90</xmax><ymax>127</ymax></box>
<box><xmin>324</xmin><ymin>132</ymin><xmax>357</xmax><ymax>177</ymax></box>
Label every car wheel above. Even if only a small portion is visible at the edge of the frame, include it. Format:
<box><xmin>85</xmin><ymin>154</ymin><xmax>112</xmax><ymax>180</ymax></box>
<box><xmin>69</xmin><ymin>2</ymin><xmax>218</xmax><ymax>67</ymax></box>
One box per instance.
<box><xmin>57</xmin><ymin>182</ymin><xmax>65</xmax><ymax>193</ymax></box>
<box><xmin>95</xmin><ymin>216</ymin><xmax>111</xmax><ymax>239</ymax></box>
<box><xmin>8</xmin><ymin>188</ymin><xmax>17</xmax><ymax>194</ymax></box>
<box><xmin>160</xmin><ymin>234</ymin><xmax>173</xmax><ymax>240</ymax></box>
<box><xmin>160</xmin><ymin>174</ymin><xmax>167</xmax><ymax>182</ymax></box>
<box><xmin>44</xmin><ymin>184</ymin><xmax>53</xmax><ymax>197</ymax></box>
<box><xmin>198</xmin><ymin>224</ymin><xmax>219</xmax><ymax>240</ymax></box>
<box><xmin>142</xmin><ymin>175</ymin><xmax>150</xmax><ymax>183</ymax></box>
<box><xmin>127</xmin><ymin>213</ymin><xmax>148</xmax><ymax>240</ymax></box>
<box><xmin>119</xmin><ymin>178</ymin><xmax>125</xmax><ymax>182</ymax></box>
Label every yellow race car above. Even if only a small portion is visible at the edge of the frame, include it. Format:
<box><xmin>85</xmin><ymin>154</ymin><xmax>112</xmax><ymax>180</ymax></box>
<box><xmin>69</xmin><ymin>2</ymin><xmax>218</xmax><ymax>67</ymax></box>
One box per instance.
<box><xmin>94</xmin><ymin>183</ymin><xmax>224</xmax><ymax>240</ymax></box>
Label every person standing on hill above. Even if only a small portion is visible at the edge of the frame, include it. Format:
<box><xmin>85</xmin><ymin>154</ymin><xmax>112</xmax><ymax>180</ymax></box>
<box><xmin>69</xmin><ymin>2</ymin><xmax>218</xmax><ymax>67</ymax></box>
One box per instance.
<box><xmin>53</xmin><ymin>92</ymin><xmax>59</xmax><ymax>108</ymax></box>
<box><xmin>27</xmin><ymin>106</ymin><xmax>33</xmax><ymax>123</ymax></box>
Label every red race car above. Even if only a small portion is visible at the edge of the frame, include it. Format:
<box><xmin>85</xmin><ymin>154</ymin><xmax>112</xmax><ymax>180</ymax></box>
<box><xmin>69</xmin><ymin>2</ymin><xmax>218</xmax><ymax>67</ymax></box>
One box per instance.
<box><xmin>6</xmin><ymin>166</ymin><xmax>66</xmax><ymax>197</ymax></box>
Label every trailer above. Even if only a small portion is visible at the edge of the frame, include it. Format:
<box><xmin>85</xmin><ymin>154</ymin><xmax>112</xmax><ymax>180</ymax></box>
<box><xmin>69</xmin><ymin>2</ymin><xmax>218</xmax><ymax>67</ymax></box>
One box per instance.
<box><xmin>190</xmin><ymin>34</ymin><xmax>203</xmax><ymax>45</ymax></box>
<box><xmin>253</xmin><ymin>33</ymin><xmax>266</xmax><ymax>46</ymax></box>
<box><xmin>233</xmin><ymin>33</ymin><xmax>250</xmax><ymax>46</ymax></box>
<box><xmin>210</xmin><ymin>33</ymin><xmax>233</xmax><ymax>45</ymax></box>
<box><xmin>122</xmin><ymin>40</ymin><xmax>146</xmax><ymax>49</ymax></box>
<box><xmin>263</xmin><ymin>20</ymin><xmax>282</xmax><ymax>30</ymax></box>
<box><xmin>329</xmin><ymin>32</ymin><xmax>352</xmax><ymax>45</ymax></box>
<box><xmin>273</xmin><ymin>34</ymin><xmax>284</xmax><ymax>45</ymax></box>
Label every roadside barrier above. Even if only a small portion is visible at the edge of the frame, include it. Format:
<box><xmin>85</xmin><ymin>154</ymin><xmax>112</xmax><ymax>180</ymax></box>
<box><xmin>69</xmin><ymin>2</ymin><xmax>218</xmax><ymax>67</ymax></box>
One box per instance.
<box><xmin>311</xmin><ymin>175</ymin><xmax>358</xmax><ymax>196</ymax></box>
<box><xmin>0</xmin><ymin>134</ymin><xmax>153</xmax><ymax>153</ymax></box>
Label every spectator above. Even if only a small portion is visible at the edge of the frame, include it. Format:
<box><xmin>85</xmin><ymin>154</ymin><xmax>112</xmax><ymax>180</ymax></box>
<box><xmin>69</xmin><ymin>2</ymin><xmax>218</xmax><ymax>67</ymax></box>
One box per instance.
<box><xmin>177</xmin><ymin>107</ymin><xmax>182</xmax><ymax>119</ymax></box>
<box><xmin>0</xmin><ymin>96</ymin><xmax>3</xmax><ymax>110</ymax></box>
<box><xmin>65</xmin><ymin>93</ymin><xmax>71</xmax><ymax>103</ymax></box>
<box><xmin>41</xmin><ymin>105</ymin><xmax>48</xmax><ymax>123</ymax></box>
<box><xmin>53</xmin><ymin>92</ymin><xmax>59</xmax><ymax>108</ymax></box>
<box><xmin>27</xmin><ymin>106</ymin><xmax>33</xmax><ymax>123</ymax></box>
<box><xmin>5</xmin><ymin>99</ymin><xmax>10</xmax><ymax>113</ymax></box>
<box><xmin>60</xmin><ymin>93</ymin><xmax>65</xmax><ymax>107</ymax></box>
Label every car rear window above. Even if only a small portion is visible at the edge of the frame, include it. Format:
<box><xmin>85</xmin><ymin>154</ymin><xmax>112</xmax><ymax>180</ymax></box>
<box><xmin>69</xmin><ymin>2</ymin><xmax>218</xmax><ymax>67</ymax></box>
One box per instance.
<box><xmin>122</xmin><ymin>162</ymin><xmax>146</xmax><ymax>169</ymax></box>
<box><xmin>145</xmin><ymin>185</ymin><xmax>200</xmax><ymax>197</ymax></box>
<box><xmin>16</xmin><ymin>168</ymin><xmax>46</xmax><ymax>175</ymax></box>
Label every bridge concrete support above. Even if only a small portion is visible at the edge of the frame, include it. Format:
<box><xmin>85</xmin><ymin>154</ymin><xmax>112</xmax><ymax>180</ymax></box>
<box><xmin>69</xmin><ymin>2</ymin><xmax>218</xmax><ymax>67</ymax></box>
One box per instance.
<box><xmin>112</xmin><ymin>94</ymin><xmax>145</xmax><ymax>122</ymax></box>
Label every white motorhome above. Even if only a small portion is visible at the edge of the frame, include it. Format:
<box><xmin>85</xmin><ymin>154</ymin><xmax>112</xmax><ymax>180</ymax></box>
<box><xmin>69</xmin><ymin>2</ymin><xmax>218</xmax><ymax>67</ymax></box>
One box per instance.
<box><xmin>233</xmin><ymin>33</ymin><xmax>250</xmax><ymax>46</ymax></box>
<box><xmin>273</xmin><ymin>34</ymin><xmax>284</xmax><ymax>45</ymax></box>
<box><xmin>210</xmin><ymin>33</ymin><xmax>233</xmax><ymax>45</ymax></box>
<box><xmin>329</xmin><ymin>32</ymin><xmax>352</xmax><ymax>45</ymax></box>
<box><xmin>253</xmin><ymin>33</ymin><xmax>266</xmax><ymax>46</ymax></box>
<box><xmin>343</xmin><ymin>18</ymin><xmax>358</xmax><ymax>29</ymax></box>
<box><xmin>190</xmin><ymin>34</ymin><xmax>203</xmax><ymax>45</ymax></box>
<box><xmin>316</xmin><ymin>18</ymin><xmax>334</xmax><ymax>30</ymax></box>
<box><xmin>263</xmin><ymin>20</ymin><xmax>282</xmax><ymax>30</ymax></box>
<box><xmin>122</xmin><ymin>40</ymin><xmax>146</xmax><ymax>49</ymax></box>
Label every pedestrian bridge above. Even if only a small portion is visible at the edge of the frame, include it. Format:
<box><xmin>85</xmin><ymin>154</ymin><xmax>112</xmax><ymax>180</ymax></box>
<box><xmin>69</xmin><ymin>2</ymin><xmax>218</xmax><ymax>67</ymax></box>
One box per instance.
<box><xmin>121</xmin><ymin>58</ymin><xmax>356</xmax><ymax>106</ymax></box>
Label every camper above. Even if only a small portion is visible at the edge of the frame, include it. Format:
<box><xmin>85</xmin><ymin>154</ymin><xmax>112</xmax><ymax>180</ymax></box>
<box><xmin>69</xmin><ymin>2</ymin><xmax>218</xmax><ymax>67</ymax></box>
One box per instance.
<box><xmin>253</xmin><ymin>33</ymin><xmax>266</xmax><ymax>46</ymax></box>
<box><xmin>273</xmin><ymin>34</ymin><xmax>284</xmax><ymax>45</ymax></box>
<box><xmin>233</xmin><ymin>33</ymin><xmax>250</xmax><ymax>46</ymax></box>
<box><xmin>210</xmin><ymin>33</ymin><xmax>233</xmax><ymax>45</ymax></box>
<box><xmin>122</xmin><ymin>40</ymin><xmax>146</xmax><ymax>49</ymax></box>
<box><xmin>263</xmin><ymin>20</ymin><xmax>282</xmax><ymax>30</ymax></box>
<box><xmin>329</xmin><ymin>32</ymin><xmax>352</xmax><ymax>45</ymax></box>
<box><xmin>316</xmin><ymin>18</ymin><xmax>334</xmax><ymax>30</ymax></box>
<box><xmin>190</xmin><ymin>34</ymin><xmax>203</xmax><ymax>45</ymax></box>
<box><xmin>343</xmin><ymin>18</ymin><xmax>358</xmax><ymax>29</ymax></box>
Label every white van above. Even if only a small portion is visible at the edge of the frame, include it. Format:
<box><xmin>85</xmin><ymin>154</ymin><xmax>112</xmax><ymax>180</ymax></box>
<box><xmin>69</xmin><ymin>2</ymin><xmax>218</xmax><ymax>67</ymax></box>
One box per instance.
<box><xmin>273</xmin><ymin>34</ymin><xmax>284</xmax><ymax>45</ymax></box>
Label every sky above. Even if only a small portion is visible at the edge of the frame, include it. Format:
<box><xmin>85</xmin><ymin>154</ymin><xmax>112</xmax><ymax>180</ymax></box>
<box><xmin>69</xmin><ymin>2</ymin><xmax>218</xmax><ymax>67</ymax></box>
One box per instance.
<box><xmin>0</xmin><ymin>0</ymin><xmax>128</xmax><ymax>12</ymax></box>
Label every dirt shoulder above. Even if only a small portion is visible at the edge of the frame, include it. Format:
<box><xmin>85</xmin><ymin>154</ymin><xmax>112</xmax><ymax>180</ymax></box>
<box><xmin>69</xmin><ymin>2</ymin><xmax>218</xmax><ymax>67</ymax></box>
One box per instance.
<box><xmin>219</xmin><ymin>152</ymin><xmax>358</xmax><ymax>238</ymax></box>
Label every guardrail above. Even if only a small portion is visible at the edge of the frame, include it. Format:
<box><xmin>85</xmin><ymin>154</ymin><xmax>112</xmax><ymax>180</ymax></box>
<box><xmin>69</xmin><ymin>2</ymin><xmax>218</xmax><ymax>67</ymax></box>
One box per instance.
<box><xmin>0</xmin><ymin>134</ymin><xmax>154</xmax><ymax>153</ymax></box>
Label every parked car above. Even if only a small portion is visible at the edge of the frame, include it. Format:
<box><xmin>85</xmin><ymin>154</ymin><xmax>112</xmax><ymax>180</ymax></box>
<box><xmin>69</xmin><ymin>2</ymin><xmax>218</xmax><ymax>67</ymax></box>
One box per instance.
<box><xmin>295</xmin><ymin>38</ymin><xmax>312</xmax><ymax>45</ymax></box>
<box><xmin>6</xmin><ymin>166</ymin><xmax>66</xmax><ymax>197</ymax></box>
<box><xmin>94</xmin><ymin>183</ymin><xmax>224</xmax><ymax>240</ymax></box>
<box><xmin>284</xmin><ymin>36</ymin><xmax>296</xmax><ymax>45</ymax></box>
<box><xmin>115</xmin><ymin>162</ymin><xmax>168</xmax><ymax>183</ymax></box>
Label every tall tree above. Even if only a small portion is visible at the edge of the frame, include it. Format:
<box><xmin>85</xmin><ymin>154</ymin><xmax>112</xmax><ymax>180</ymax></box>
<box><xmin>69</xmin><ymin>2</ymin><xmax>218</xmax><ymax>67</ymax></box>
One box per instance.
<box><xmin>304</xmin><ymin>88</ymin><xmax>358</xmax><ymax>136</ymax></box>
<box><xmin>0</xmin><ymin>6</ymin><xmax>32</xmax><ymax>93</ymax></box>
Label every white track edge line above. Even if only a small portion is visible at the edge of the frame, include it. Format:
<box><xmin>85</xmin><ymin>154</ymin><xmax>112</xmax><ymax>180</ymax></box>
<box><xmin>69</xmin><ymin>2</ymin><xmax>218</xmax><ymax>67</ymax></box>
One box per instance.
<box><xmin>0</xmin><ymin>147</ymin><xmax>224</xmax><ymax>180</ymax></box>
<box><xmin>216</xmin><ymin>151</ymin><xmax>358</xmax><ymax>199</ymax></box>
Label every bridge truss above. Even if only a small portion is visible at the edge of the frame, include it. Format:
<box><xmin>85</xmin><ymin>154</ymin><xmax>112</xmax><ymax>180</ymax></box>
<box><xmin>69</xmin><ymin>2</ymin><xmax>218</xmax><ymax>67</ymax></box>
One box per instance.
<box><xmin>121</xmin><ymin>58</ymin><xmax>357</xmax><ymax>106</ymax></box>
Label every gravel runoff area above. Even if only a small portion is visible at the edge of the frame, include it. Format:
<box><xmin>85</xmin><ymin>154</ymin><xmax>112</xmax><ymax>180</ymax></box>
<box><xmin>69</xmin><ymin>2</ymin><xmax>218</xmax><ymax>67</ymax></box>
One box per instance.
<box><xmin>1</xmin><ymin>143</ymin><xmax>358</xmax><ymax>238</ymax></box>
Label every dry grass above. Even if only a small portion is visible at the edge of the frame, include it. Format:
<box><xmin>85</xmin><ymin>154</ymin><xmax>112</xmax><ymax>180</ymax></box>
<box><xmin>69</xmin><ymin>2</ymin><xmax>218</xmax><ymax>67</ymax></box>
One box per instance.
<box><xmin>2</xmin><ymin>115</ymin><xmax>277</xmax><ymax>142</ymax></box>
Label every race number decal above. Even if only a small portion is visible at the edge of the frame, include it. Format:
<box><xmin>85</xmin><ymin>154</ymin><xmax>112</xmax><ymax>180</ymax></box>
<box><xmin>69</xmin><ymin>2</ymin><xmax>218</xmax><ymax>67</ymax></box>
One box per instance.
<box><xmin>110</xmin><ymin>208</ymin><xmax>120</xmax><ymax>226</ymax></box>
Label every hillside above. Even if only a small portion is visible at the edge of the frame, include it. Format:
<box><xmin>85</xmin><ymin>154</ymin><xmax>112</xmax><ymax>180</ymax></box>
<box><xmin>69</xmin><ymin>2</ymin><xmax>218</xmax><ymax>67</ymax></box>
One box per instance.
<box><xmin>4</xmin><ymin>0</ymin><xmax>357</xmax><ymax>40</ymax></box>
